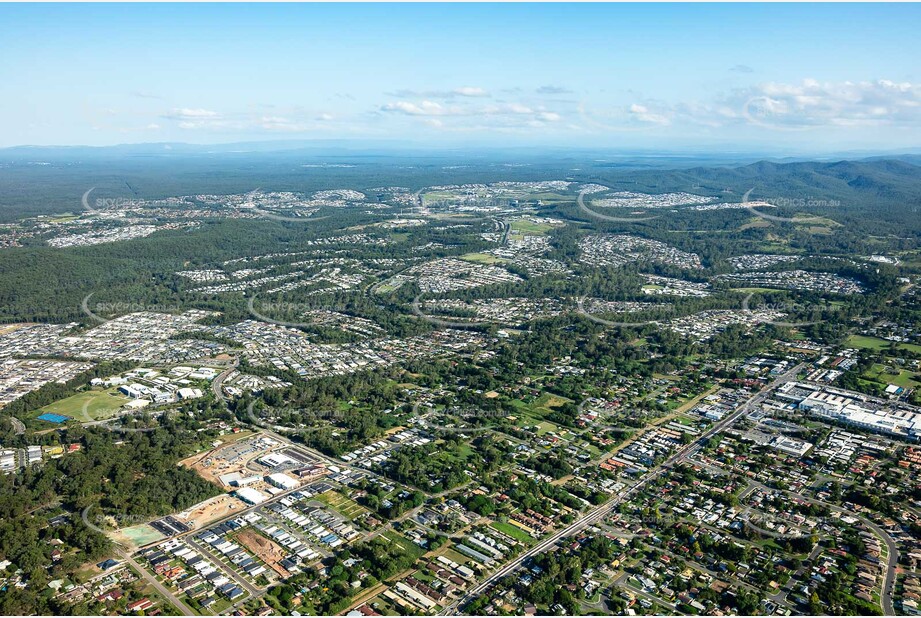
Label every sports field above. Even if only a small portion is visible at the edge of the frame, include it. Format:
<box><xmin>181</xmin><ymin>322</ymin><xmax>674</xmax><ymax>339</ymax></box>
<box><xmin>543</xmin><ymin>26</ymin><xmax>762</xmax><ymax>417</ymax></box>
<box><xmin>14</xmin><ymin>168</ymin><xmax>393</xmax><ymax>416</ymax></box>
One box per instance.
<box><xmin>34</xmin><ymin>388</ymin><xmax>131</xmax><ymax>422</ymax></box>
<box><xmin>847</xmin><ymin>335</ymin><xmax>921</xmax><ymax>354</ymax></box>
<box><xmin>113</xmin><ymin>524</ymin><xmax>164</xmax><ymax>548</ymax></box>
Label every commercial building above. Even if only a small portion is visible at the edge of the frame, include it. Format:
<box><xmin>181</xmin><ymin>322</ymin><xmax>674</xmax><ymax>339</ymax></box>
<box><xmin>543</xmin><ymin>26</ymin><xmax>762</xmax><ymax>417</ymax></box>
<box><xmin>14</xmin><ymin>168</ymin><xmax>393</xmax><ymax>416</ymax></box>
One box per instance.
<box><xmin>235</xmin><ymin>487</ymin><xmax>268</xmax><ymax>505</ymax></box>
<box><xmin>266</xmin><ymin>472</ymin><xmax>299</xmax><ymax>491</ymax></box>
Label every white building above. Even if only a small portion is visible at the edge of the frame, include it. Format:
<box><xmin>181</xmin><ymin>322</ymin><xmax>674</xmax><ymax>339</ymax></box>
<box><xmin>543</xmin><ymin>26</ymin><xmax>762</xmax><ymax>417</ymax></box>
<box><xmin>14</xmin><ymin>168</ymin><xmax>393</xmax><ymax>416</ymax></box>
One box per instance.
<box><xmin>235</xmin><ymin>487</ymin><xmax>268</xmax><ymax>505</ymax></box>
<box><xmin>177</xmin><ymin>387</ymin><xmax>203</xmax><ymax>400</ymax></box>
<box><xmin>266</xmin><ymin>472</ymin><xmax>299</xmax><ymax>491</ymax></box>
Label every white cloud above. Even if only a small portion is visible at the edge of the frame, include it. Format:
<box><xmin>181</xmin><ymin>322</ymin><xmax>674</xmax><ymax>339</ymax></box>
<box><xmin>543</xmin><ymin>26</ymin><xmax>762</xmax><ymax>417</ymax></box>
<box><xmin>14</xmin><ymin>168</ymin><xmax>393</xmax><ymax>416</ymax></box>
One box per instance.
<box><xmin>164</xmin><ymin>108</ymin><xmax>219</xmax><ymax>119</ymax></box>
<box><xmin>380</xmin><ymin>100</ymin><xmax>464</xmax><ymax>116</ymax></box>
<box><xmin>386</xmin><ymin>86</ymin><xmax>490</xmax><ymax>99</ymax></box>
<box><xmin>588</xmin><ymin>79</ymin><xmax>921</xmax><ymax>133</ymax></box>
<box><xmin>729</xmin><ymin>79</ymin><xmax>921</xmax><ymax>129</ymax></box>
<box><xmin>162</xmin><ymin>107</ymin><xmax>340</xmax><ymax>133</ymax></box>
<box><xmin>381</xmin><ymin>98</ymin><xmax>566</xmax><ymax>131</ymax></box>
<box><xmin>453</xmin><ymin>86</ymin><xmax>489</xmax><ymax>97</ymax></box>
<box><xmin>536</xmin><ymin>85</ymin><xmax>572</xmax><ymax>95</ymax></box>
<box><xmin>628</xmin><ymin>104</ymin><xmax>670</xmax><ymax>126</ymax></box>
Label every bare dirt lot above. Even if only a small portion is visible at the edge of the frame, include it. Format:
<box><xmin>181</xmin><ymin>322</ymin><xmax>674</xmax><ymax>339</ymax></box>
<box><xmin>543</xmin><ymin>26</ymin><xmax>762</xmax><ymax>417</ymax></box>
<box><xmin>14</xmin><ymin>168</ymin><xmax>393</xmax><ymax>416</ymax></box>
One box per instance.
<box><xmin>177</xmin><ymin>494</ymin><xmax>247</xmax><ymax>530</ymax></box>
<box><xmin>180</xmin><ymin>432</ymin><xmax>267</xmax><ymax>486</ymax></box>
<box><xmin>236</xmin><ymin>529</ymin><xmax>290</xmax><ymax>578</ymax></box>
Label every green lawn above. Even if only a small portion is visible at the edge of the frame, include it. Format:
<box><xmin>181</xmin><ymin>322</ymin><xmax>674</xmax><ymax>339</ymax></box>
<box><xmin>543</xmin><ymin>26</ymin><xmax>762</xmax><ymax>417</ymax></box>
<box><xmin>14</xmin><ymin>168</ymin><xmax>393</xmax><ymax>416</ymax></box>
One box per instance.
<box><xmin>33</xmin><ymin>387</ymin><xmax>131</xmax><ymax>422</ymax></box>
<box><xmin>864</xmin><ymin>364</ymin><xmax>921</xmax><ymax>389</ymax></box>
<box><xmin>491</xmin><ymin>520</ymin><xmax>534</xmax><ymax>542</ymax></box>
<box><xmin>507</xmin><ymin>392</ymin><xmax>574</xmax><ymax>436</ymax></box>
<box><xmin>380</xmin><ymin>531</ymin><xmax>424</xmax><ymax>559</ymax></box>
<box><xmin>460</xmin><ymin>252</ymin><xmax>503</xmax><ymax>264</ymax></box>
<box><xmin>510</xmin><ymin>219</ymin><xmax>553</xmax><ymax>235</ymax></box>
<box><xmin>847</xmin><ymin>335</ymin><xmax>921</xmax><ymax>354</ymax></box>
<box><xmin>314</xmin><ymin>490</ymin><xmax>368</xmax><ymax>518</ymax></box>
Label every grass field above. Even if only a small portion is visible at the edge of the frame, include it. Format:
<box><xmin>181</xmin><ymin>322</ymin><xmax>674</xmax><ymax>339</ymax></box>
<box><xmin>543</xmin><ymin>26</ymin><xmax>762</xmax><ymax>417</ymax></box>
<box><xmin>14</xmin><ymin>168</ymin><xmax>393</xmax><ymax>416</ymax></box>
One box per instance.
<box><xmin>48</xmin><ymin>214</ymin><xmax>81</xmax><ymax>223</ymax></box>
<box><xmin>847</xmin><ymin>335</ymin><xmax>921</xmax><ymax>355</ymax></box>
<box><xmin>115</xmin><ymin>524</ymin><xmax>165</xmax><ymax>547</ymax></box>
<box><xmin>510</xmin><ymin>218</ymin><xmax>553</xmax><ymax>235</ymax></box>
<box><xmin>380</xmin><ymin>530</ymin><xmax>424</xmax><ymax>559</ymax></box>
<box><xmin>314</xmin><ymin>490</ymin><xmax>368</xmax><ymax>518</ymax></box>
<box><xmin>441</xmin><ymin>546</ymin><xmax>477</xmax><ymax>567</ymax></box>
<box><xmin>33</xmin><ymin>387</ymin><xmax>131</xmax><ymax>422</ymax></box>
<box><xmin>374</xmin><ymin>276</ymin><xmax>409</xmax><ymax>294</ymax></box>
<box><xmin>460</xmin><ymin>252</ymin><xmax>503</xmax><ymax>264</ymax></box>
<box><xmin>509</xmin><ymin>392</ymin><xmax>572</xmax><ymax>432</ymax></box>
<box><xmin>731</xmin><ymin>287</ymin><xmax>788</xmax><ymax>294</ymax></box>
<box><xmin>864</xmin><ymin>364</ymin><xmax>921</xmax><ymax>389</ymax></box>
<box><xmin>491</xmin><ymin>520</ymin><xmax>534</xmax><ymax>542</ymax></box>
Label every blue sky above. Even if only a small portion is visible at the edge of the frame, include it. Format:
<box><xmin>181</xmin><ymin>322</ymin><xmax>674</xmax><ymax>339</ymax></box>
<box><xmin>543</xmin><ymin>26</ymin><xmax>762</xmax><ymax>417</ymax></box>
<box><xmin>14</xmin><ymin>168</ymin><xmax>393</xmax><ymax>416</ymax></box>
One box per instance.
<box><xmin>1</xmin><ymin>3</ymin><xmax>919</xmax><ymax>152</ymax></box>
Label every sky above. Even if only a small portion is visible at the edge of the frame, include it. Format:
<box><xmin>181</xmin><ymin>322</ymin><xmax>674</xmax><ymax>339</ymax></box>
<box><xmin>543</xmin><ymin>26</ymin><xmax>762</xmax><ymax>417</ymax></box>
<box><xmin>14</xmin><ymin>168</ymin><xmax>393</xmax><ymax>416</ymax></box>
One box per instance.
<box><xmin>1</xmin><ymin>3</ymin><xmax>919</xmax><ymax>153</ymax></box>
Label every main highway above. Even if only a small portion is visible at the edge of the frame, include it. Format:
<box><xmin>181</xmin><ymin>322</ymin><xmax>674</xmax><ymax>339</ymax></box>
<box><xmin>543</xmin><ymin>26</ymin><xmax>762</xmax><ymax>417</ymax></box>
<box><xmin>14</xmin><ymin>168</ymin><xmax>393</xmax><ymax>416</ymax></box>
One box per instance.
<box><xmin>440</xmin><ymin>363</ymin><xmax>805</xmax><ymax>615</ymax></box>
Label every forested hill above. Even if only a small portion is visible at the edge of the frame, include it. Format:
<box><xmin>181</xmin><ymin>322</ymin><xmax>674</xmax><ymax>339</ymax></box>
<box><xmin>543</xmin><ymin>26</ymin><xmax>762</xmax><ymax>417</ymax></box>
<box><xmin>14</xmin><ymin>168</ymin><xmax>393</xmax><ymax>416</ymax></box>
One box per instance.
<box><xmin>0</xmin><ymin>150</ymin><xmax>918</xmax><ymax>226</ymax></box>
<box><xmin>693</xmin><ymin>159</ymin><xmax>919</xmax><ymax>200</ymax></box>
<box><xmin>591</xmin><ymin>158</ymin><xmax>920</xmax><ymax>201</ymax></box>
<box><xmin>581</xmin><ymin>158</ymin><xmax>921</xmax><ymax>234</ymax></box>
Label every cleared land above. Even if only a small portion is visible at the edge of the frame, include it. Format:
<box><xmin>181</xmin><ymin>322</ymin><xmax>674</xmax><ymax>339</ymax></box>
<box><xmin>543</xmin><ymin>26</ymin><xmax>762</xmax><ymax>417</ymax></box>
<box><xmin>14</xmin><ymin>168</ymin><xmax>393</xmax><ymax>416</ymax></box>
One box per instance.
<box><xmin>460</xmin><ymin>252</ymin><xmax>503</xmax><ymax>264</ymax></box>
<box><xmin>847</xmin><ymin>335</ymin><xmax>921</xmax><ymax>354</ymax></box>
<box><xmin>34</xmin><ymin>387</ymin><xmax>131</xmax><ymax>421</ymax></box>
<box><xmin>112</xmin><ymin>524</ymin><xmax>165</xmax><ymax>549</ymax></box>
<box><xmin>491</xmin><ymin>520</ymin><xmax>534</xmax><ymax>542</ymax></box>
<box><xmin>509</xmin><ymin>219</ymin><xmax>553</xmax><ymax>235</ymax></box>
<box><xmin>177</xmin><ymin>494</ymin><xmax>247</xmax><ymax>529</ymax></box>
<box><xmin>314</xmin><ymin>490</ymin><xmax>368</xmax><ymax>519</ymax></box>
<box><xmin>236</xmin><ymin>528</ymin><xmax>291</xmax><ymax>578</ymax></box>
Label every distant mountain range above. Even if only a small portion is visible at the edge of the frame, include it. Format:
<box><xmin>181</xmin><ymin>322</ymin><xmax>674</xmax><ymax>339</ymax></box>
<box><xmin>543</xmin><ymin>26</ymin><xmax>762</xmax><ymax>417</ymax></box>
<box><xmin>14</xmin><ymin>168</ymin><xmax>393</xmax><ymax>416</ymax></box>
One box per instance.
<box><xmin>2</xmin><ymin>140</ymin><xmax>919</xmax><ymax>168</ymax></box>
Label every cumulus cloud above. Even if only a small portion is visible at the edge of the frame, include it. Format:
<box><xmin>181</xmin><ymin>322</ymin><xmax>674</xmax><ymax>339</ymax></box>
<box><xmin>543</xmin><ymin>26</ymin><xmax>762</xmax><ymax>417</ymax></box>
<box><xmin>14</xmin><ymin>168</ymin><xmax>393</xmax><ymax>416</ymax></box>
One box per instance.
<box><xmin>628</xmin><ymin>103</ymin><xmax>671</xmax><ymax>126</ymax></box>
<box><xmin>380</xmin><ymin>100</ymin><xmax>465</xmax><ymax>116</ymax></box>
<box><xmin>380</xmin><ymin>97</ymin><xmax>565</xmax><ymax>131</ymax></box>
<box><xmin>536</xmin><ymin>85</ymin><xmax>572</xmax><ymax>95</ymax></box>
<box><xmin>164</xmin><ymin>108</ymin><xmax>219</xmax><ymax>119</ymax></box>
<box><xmin>155</xmin><ymin>77</ymin><xmax>920</xmax><ymax>139</ymax></box>
<box><xmin>586</xmin><ymin>79</ymin><xmax>921</xmax><ymax>133</ymax></box>
<box><xmin>379</xmin><ymin>96</ymin><xmax>566</xmax><ymax>133</ymax></box>
<box><xmin>453</xmin><ymin>86</ymin><xmax>489</xmax><ymax>97</ymax></box>
<box><xmin>386</xmin><ymin>86</ymin><xmax>490</xmax><ymax>99</ymax></box>
<box><xmin>161</xmin><ymin>107</ymin><xmax>343</xmax><ymax>133</ymax></box>
<box><xmin>734</xmin><ymin>79</ymin><xmax>921</xmax><ymax>128</ymax></box>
